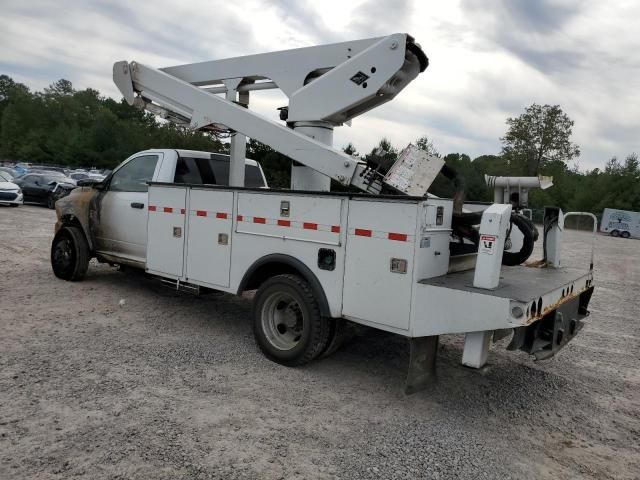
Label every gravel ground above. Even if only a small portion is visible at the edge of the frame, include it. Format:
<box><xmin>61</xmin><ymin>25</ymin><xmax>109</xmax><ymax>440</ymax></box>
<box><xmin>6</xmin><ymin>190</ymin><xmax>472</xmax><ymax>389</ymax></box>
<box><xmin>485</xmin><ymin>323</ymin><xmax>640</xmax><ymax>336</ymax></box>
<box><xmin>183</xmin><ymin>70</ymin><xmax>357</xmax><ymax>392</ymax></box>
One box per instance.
<box><xmin>1</xmin><ymin>204</ymin><xmax>638</xmax><ymax>480</ymax></box>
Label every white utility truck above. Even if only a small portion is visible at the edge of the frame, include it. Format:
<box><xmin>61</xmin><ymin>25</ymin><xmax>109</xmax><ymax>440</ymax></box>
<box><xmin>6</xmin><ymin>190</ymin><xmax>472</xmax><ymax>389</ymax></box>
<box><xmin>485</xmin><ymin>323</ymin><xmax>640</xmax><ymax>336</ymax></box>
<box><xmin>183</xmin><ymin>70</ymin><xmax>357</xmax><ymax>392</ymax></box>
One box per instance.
<box><xmin>51</xmin><ymin>33</ymin><xmax>595</xmax><ymax>393</ymax></box>
<box><xmin>600</xmin><ymin>208</ymin><xmax>640</xmax><ymax>239</ymax></box>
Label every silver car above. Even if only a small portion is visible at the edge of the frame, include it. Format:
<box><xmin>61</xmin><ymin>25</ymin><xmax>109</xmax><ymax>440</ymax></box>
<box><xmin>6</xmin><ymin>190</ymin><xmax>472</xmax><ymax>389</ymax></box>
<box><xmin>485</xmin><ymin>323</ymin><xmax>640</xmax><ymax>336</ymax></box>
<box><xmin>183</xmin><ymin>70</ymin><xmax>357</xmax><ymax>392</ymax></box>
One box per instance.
<box><xmin>0</xmin><ymin>171</ymin><xmax>23</xmax><ymax>206</ymax></box>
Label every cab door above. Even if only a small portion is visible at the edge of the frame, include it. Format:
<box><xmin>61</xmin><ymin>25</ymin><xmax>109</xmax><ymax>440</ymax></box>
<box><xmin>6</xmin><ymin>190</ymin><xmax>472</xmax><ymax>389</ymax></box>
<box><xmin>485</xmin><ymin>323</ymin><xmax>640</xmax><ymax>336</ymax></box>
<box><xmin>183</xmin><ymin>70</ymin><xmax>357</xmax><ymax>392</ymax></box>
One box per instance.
<box><xmin>95</xmin><ymin>153</ymin><xmax>163</xmax><ymax>264</ymax></box>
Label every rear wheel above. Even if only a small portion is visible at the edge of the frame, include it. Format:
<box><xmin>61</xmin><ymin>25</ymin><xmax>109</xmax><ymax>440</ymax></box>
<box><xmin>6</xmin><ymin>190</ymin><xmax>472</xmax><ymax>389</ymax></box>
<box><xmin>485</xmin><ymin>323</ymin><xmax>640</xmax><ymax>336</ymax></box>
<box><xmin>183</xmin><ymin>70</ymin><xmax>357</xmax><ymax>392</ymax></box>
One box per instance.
<box><xmin>252</xmin><ymin>274</ymin><xmax>330</xmax><ymax>366</ymax></box>
<box><xmin>51</xmin><ymin>225</ymin><xmax>90</xmax><ymax>281</ymax></box>
<box><xmin>47</xmin><ymin>195</ymin><xmax>55</xmax><ymax>209</ymax></box>
<box><xmin>621</xmin><ymin>231</ymin><xmax>631</xmax><ymax>239</ymax></box>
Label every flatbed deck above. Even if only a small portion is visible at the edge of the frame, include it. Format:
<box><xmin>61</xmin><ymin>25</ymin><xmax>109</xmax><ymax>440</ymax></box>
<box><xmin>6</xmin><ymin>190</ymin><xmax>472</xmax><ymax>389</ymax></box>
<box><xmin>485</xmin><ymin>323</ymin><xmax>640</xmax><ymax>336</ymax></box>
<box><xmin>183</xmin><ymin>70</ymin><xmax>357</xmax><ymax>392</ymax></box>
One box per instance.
<box><xmin>420</xmin><ymin>265</ymin><xmax>592</xmax><ymax>303</ymax></box>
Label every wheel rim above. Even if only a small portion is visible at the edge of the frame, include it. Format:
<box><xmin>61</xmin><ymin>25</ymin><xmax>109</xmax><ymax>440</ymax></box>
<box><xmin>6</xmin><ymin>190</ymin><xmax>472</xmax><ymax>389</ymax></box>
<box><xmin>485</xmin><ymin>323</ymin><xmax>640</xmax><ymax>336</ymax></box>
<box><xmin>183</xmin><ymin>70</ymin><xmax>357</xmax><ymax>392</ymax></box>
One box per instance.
<box><xmin>52</xmin><ymin>236</ymin><xmax>74</xmax><ymax>274</ymax></box>
<box><xmin>261</xmin><ymin>291</ymin><xmax>304</xmax><ymax>351</ymax></box>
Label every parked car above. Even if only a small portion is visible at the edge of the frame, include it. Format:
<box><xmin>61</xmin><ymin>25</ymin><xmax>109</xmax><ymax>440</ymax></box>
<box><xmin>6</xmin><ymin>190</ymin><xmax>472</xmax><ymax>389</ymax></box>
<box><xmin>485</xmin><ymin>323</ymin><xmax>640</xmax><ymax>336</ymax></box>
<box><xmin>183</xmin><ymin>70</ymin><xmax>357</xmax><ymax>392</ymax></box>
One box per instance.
<box><xmin>30</xmin><ymin>165</ymin><xmax>67</xmax><ymax>175</ymax></box>
<box><xmin>13</xmin><ymin>173</ymin><xmax>76</xmax><ymax>208</ymax></box>
<box><xmin>69</xmin><ymin>172</ymin><xmax>90</xmax><ymax>181</ymax></box>
<box><xmin>25</xmin><ymin>170</ymin><xmax>77</xmax><ymax>184</ymax></box>
<box><xmin>0</xmin><ymin>166</ymin><xmax>18</xmax><ymax>178</ymax></box>
<box><xmin>87</xmin><ymin>173</ymin><xmax>106</xmax><ymax>181</ymax></box>
<box><xmin>0</xmin><ymin>171</ymin><xmax>23</xmax><ymax>206</ymax></box>
<box><xmin>13</xmin><ymin>163</ymin><xmax>29</xmax><ymax>175</ymax></box>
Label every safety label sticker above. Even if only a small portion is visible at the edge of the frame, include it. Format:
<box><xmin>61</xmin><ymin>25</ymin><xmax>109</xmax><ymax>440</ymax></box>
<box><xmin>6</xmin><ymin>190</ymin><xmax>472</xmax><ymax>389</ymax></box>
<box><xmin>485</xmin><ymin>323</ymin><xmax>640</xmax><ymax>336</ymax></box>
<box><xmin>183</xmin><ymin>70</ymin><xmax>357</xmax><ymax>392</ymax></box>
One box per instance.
<box><xmin>479</xmin><ymin>234</ymin><xmax>496</xmax><ymax>255</ymax></box>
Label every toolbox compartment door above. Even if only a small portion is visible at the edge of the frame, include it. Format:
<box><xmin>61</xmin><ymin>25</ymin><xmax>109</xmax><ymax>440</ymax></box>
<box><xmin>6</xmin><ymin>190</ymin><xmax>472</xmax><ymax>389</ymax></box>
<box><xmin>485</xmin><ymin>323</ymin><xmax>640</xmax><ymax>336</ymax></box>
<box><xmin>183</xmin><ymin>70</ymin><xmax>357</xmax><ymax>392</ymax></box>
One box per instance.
<box><xmin>342</xmin><ymin>200</ymin><xmax>418</xmax><ymax>331</ymax></box>
<box><xmin>147</xmin><ymin>185</ymin><xmax>187</xmax><ymax>278</ymax></box>
<box><xmin>185</xmin><ymin>189</ymin><xmax>234</xmax><ymax>288</ymax></box>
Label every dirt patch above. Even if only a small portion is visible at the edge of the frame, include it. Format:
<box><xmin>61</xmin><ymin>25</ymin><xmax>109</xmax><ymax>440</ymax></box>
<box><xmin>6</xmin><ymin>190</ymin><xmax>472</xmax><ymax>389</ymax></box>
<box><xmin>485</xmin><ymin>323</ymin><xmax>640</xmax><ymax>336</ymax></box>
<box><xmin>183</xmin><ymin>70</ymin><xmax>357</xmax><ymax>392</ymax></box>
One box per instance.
<box><xmin>1</xmin><ymin>205</ymin><xmax>638</xmax><ymax>479</ymax></box>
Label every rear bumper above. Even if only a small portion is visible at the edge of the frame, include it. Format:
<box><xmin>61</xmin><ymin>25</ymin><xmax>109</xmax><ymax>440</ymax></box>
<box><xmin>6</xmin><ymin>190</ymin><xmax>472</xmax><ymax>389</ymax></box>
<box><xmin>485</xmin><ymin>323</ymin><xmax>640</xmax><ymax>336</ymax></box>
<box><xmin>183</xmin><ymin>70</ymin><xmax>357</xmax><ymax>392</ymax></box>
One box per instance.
<box><xmin>413</xmin><ymin>266</ymin><xmax>594</xmax><ymax>337</ymax></box>
<box><xmin>508</xmin><ymin>286</ymin><xmax>594</xmax><ymax>359</ymax></box>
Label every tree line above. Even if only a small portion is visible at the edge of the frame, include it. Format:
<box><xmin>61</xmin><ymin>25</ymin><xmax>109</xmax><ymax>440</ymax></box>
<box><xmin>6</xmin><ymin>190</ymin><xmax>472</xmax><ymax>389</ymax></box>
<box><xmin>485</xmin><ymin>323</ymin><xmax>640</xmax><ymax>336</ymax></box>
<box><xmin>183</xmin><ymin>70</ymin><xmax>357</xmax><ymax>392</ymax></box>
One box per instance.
<box><xmin>1</xmin><ymin>75</ymin><xmax>638</xmax><ymax>214</ymax></box>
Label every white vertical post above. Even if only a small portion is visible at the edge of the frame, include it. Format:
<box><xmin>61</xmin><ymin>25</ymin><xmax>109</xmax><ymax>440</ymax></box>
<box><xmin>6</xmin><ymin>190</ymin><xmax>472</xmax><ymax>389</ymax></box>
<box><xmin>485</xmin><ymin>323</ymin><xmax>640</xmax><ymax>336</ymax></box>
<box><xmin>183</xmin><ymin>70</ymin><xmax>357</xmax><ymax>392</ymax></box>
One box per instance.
<box><xmin>545</xmin><ymin>207</ymin><xmax>564</xmax><ymax>268</ymax></box>
<box><xmin>462</xmin><ymin>331</ymin><xmax>492</xmax><ymax>368</ymax></box>
<box><xmin>473</xmin><ymin>203</ymin><xmax>512</xmax><ymax>290</ymax></box>
<box><xmin>291</xmin><ymin>121</ymin><xmax>332</xmax><ymax>191</ymax></box>
<box><xmin>223</xmin><ymin>78</ymin><xmax>246</xmax><ymax>187</ymax></box>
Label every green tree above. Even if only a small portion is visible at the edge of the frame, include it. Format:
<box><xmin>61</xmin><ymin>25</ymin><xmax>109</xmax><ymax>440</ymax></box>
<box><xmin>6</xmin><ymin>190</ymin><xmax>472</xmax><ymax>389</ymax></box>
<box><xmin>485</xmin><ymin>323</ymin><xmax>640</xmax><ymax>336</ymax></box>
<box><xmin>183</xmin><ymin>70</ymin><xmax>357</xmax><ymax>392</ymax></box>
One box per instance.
<box><xmin>246</xmin><ymin>138</ymin><xmax>291</xmax><ymax>188</ymax></box>
<box><xmin>343</xmin><ymin>142</ymin><xmax>358</xmax><ymax>156</ymax></box>
<box><xmin>415</xmin><ymin>135</ymin><xmax>440</xmax><ymax>157</ymax></box>
<box><xmin>363</xmin><ymin>138</ymin><xmax>397</xmax><ymax>172</ymax></box>
<box><xmin>43</xmin><ymin>79</ymin><xmax>74</xmax><ymax>97</ymax></box>
<box><xmin>501</xmin><ymin>104</ymin><xmax>580</xmax><ymax>175</ymax></box>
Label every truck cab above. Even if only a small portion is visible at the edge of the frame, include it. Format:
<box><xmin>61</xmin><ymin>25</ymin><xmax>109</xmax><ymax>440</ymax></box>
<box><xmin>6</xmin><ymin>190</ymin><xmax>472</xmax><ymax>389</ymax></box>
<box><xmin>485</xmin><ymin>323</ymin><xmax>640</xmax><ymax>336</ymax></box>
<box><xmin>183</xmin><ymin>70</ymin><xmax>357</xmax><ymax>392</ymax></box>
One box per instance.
<box><xmin>55</xmin><ymin>149</ymin><xmax>267</xmax><ymax>268</ymax></box>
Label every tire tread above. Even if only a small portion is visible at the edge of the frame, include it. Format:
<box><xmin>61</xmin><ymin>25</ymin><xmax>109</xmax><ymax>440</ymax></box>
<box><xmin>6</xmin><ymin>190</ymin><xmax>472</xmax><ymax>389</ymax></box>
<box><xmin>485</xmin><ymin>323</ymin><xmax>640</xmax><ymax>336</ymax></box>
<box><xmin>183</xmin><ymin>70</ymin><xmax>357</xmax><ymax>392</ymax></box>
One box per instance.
<box><xmin>51</xmin><ymin>225</ymin><xmax>89</xmax><ymax>281</ymax></box>
<box><xmin>253</xmin><ymin>274</ymin><xmax>330</xmax><ymax>366</ymax></box>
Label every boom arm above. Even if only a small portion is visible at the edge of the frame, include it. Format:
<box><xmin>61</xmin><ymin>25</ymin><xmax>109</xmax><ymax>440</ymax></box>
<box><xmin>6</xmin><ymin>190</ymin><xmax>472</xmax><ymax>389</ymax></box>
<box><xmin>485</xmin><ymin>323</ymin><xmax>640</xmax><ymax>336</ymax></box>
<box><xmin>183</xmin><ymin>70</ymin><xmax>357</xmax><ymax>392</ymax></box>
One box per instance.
<box><xmin>113</xmin><ymin>33</ymin><xmax>428</xmax><ymax>192</ymax></box>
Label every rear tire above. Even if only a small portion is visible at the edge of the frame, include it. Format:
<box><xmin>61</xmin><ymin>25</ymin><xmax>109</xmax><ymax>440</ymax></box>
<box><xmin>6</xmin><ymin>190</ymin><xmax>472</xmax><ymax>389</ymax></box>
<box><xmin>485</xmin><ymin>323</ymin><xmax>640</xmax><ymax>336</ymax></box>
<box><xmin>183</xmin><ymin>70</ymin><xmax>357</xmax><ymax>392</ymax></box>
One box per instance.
<box><xmin>320</xmin><ymin>318</ymin><xmax>357</xmax><ymax>358</ymax></box>
<box><xmin>252</xmin><ymin>274</ymin><xmax>330</xmax><ymax>366</ymax></box>
<box><xmin>621</xmin><ymin>231</ymin><xmax>630</xmax><ymax>239</ymax></box>
<box><xmin>51</xmin><ymin>226</ymin><xmax>90</xmax><ymax>281</ymax></box>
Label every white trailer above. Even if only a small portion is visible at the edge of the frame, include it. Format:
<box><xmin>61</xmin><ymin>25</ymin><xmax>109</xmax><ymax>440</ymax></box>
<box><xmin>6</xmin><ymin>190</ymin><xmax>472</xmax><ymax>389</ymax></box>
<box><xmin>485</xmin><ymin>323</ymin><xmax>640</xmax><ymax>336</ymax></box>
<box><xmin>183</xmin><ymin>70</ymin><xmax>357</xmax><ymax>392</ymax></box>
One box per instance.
<box><xmin>51</xmin><ymin>33</ymin><xmax>596</xmax><ymax>393</ymax></box>
<box><xmin>600</xmin><ymin>208</ymin><xmax>640</xmax><ymax>238</ymax></box>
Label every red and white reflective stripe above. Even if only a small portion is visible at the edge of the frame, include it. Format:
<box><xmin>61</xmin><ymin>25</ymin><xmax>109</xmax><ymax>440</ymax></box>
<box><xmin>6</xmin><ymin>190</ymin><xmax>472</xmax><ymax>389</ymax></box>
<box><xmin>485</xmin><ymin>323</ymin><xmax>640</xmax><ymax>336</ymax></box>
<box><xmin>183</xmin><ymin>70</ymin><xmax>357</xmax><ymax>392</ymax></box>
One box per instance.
<box><xmin>148</xmin><ymin>205</ymin><xmax>184</xmax><ymax>214</ymax></box>
<box><xmin>350</xmin><ymin>228</ymin><xmax>412</xmax><ymax>242</ymax></box>
<box><xmin>236</xmin><ymin>215</ymin><xmax>340</xmax><ymax>234</ymax></box>
<box><xmin>388</xmin><ymin>232</ymin><xmax>408</xmax><ymax>242</ymax></box>
<box><xmin>191</xmin><ymin>209</ymin><xmax>230</xmax><ymax>219</ymax></box>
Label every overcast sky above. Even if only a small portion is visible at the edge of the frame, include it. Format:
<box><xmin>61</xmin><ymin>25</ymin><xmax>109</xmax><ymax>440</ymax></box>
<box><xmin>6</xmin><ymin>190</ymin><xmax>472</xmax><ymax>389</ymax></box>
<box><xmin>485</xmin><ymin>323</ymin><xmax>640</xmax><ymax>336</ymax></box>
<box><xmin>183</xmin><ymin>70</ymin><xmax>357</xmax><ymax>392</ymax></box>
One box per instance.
<box><xmin>1</xmin><ymin>0</ymin><xmax>638</xmax><ymax>169</ymax></box>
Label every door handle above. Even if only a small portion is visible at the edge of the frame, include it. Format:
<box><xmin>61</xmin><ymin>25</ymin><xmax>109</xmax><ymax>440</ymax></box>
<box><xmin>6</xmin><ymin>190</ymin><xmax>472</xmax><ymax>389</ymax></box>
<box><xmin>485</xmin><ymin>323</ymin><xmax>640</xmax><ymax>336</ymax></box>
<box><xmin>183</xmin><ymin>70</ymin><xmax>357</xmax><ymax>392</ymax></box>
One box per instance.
<box><xmin>131</xmin><ymin>202</ymin><xmax>144</xmax><ymax>209</ymax></box>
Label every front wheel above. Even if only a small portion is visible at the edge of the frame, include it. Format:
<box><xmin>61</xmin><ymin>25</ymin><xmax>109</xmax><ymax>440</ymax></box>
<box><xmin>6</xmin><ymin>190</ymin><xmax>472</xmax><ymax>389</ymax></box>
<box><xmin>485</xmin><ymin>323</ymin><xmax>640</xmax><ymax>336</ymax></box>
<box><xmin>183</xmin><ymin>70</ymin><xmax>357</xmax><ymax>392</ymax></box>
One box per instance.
<box><xmin>47</xmin><ymin>195</ymin><xmax>55</xmax><ymax>209</ymax></box>
<box><xmin>252</xmin><ymin>274</ymin><xmax>330</xmax><ymax>366</ymax></box>
<box><xmin>610</xmin><ymin>230</ymin><xmax>620</xmax><ymax>237</ymax></box>
<box><xmin>51</xmin><ymin>225</ymin><xmax>90</xmax><ymax>281</ymax></box>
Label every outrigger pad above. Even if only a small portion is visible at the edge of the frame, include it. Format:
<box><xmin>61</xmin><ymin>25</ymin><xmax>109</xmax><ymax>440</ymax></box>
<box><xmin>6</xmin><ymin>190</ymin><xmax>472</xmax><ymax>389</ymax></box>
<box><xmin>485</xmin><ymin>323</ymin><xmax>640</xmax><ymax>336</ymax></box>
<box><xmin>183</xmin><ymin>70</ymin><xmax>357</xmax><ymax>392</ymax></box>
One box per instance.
<box><xmin>405</xmin><ymin>336</ymin><xmax>439</xmax><ymax>395</ymax></box>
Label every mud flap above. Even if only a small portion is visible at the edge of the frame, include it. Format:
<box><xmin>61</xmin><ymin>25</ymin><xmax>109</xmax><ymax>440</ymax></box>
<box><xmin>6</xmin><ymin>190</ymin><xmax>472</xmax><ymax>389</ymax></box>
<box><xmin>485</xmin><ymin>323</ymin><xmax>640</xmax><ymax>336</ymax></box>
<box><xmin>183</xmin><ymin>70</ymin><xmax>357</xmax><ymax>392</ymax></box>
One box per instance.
<box><xmin>405</xmin><ymin>336</ymin><xmax>439</xmax><ymax>395</ymax></box>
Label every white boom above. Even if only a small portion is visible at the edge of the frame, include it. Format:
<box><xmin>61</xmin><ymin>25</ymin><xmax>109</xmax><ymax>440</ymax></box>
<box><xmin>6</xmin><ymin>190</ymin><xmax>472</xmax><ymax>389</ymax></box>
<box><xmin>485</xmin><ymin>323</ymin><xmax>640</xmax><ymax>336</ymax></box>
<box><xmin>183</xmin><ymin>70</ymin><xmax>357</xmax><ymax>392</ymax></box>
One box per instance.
<box><xmin>113</xmin><ymin>33</ymin><xmax>428</xmax><ymax>194</ymax></box>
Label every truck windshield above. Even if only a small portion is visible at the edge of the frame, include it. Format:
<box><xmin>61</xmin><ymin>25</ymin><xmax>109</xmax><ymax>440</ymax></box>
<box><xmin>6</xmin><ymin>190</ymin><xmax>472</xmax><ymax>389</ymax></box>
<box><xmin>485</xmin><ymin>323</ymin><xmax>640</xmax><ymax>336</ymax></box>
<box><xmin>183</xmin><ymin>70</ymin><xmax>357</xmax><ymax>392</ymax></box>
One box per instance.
<box><xmin>174</xmin><ymin>156</ymin><xmax>265</xmax><ymax>188</ymax></box>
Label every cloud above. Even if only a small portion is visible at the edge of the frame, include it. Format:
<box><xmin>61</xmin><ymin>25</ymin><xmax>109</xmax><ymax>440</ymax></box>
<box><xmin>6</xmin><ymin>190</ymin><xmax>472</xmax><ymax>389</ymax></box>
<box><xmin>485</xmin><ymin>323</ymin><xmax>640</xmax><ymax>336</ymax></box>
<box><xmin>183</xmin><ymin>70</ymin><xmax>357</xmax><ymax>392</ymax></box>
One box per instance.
<box><xmin>0</xmin><ymin>0</ymin><xmax>638</xmax><ymax>169</ymax></box>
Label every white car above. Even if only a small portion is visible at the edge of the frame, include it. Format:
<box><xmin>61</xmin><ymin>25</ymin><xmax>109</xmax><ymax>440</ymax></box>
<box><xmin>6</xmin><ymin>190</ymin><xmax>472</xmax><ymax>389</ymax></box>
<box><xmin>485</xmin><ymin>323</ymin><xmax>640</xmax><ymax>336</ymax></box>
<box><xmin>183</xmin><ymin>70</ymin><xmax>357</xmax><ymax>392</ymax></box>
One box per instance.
<box><xmin>0</xmin><ymin>170</ymin><xmax>23</xmax><ymax>206</ymax></box>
